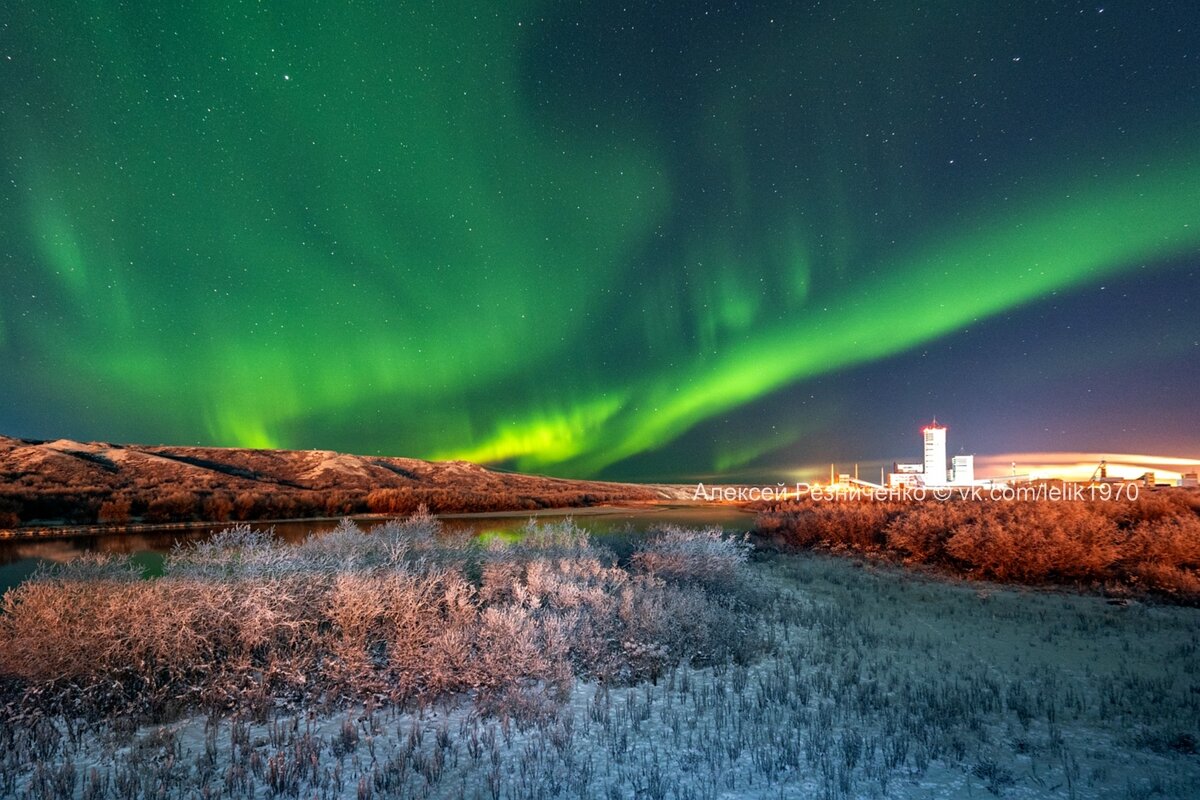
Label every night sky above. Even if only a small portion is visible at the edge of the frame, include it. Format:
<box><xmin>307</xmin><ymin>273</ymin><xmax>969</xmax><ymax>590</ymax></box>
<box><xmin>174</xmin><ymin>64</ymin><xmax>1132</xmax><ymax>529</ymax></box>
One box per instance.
<box><xmin>2</xmin><ymin>2</ymin><xmax>1198</xmax><ymax>482</ymax></box>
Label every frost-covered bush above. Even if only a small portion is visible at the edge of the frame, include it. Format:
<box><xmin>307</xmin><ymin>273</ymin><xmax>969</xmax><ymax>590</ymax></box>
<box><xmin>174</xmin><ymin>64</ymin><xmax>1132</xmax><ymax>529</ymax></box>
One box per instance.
<box><xmin>631</xmin><ymin>525</ymin><xmax>751</xmax><ymax>591</ymax></box>
<box><xmin>758</xmin><ymin>493</ymin><xmax>1200</xmax><ymax>600</ymax></box>
<box><xmin>0</xmin><ymin>514</ymin><xmax>765</xmax><ymax>722</ymax></box>
<box><xmin>35</xmin><ymin>551</ymin><xmax>144</xmax><ymax>583</ymax></box>
<box><xmin>945</xmin><ymin>502</ymin><xmax>1122</xmax><ymax>580</ymax></box>
<box><xmin>164</xmin><ymin>524</ymin><xmax>289</xmax><ymax>578</ymax></box>
<box><xmin>511</xmin><ymin>517</ymin><xmax>596</xmax><ymax>557</ymax></box>
<box><xmin>475</xmin><ymin>520</ymin><xmax>761</xmax><ymax>684</ymax></box>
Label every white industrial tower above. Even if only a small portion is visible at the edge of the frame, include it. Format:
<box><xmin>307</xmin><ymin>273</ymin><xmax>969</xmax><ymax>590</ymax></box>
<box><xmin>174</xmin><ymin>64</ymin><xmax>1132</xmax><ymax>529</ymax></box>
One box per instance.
<box><xmin>887</xmin><ymin>418</ymin><xmax>1001</xmax><ymax>488</ymax></box>
<box><xmin>922</xmin><ymin>420</ymin><xmax>947</xmax><ymax>486</ymax></box>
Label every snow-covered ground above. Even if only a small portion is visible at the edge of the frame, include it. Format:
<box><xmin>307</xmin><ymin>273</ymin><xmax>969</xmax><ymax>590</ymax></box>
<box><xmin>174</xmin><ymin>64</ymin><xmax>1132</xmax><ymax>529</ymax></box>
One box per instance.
<box><xmin>5</xmin><ymin>552</ymin><xmax>1198</xmax><ymax>799</ymax></box>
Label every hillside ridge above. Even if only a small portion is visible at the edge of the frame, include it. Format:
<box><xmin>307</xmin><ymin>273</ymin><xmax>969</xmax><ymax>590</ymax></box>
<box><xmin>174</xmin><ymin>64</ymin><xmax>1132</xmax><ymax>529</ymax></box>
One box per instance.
<box><xmin>0</xmin><ymin>434</ymin><xmax>682</xmax><ymax>527</ymax></box>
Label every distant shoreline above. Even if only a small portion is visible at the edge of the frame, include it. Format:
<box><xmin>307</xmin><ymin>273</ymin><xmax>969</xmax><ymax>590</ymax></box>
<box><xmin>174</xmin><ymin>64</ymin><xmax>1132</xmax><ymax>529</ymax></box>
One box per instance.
<box><xmin>0</xmin><ymin>499</ymin><xmax>742</xmax><ymax>543</ymax></box>
<box><xmin>0</xmin><ymin>433</ymin><xmax>712</xmax><ymax>535</ymax></box>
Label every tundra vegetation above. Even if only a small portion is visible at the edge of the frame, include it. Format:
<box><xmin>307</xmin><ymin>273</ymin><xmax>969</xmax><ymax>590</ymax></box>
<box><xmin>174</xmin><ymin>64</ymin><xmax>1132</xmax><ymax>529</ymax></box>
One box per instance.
<box><xmin>0</xmin><ymin>512</ymin><xmax>1197</xmax><ymax>799</ymax></box>
<box><xmin>0</xmin><ymin>436</ymin><xmax>660</xmax><ymax>528</ymax></box>
<box><xmin>755</xmin><ymin>491</ymin><xmax>1200</xmax><ymax>602</ymax></box>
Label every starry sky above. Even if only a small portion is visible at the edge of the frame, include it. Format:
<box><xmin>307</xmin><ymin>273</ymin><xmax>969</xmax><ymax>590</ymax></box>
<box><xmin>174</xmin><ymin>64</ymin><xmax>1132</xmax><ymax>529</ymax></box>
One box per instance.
<box><xmin>1</xmin><ymin>1</ymin><xmax>1198</xmax><ymax>482</ymax></box>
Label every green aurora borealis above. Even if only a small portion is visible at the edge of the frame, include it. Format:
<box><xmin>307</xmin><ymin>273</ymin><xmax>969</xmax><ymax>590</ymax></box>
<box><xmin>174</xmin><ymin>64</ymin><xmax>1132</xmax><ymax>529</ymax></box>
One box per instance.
<box><xmin>2</xmin><ymin>2</ymin><xmax>1199</xmax><ymax>479</ymax></box>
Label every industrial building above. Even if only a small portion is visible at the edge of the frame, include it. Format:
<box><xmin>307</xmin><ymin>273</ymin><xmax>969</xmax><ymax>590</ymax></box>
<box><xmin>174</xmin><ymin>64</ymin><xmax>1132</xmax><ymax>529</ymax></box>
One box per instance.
<box><xmin>886</xmin><ymin>420</ymin><xmax>996</xmax><ymax>488</ymax></box>
<box><xmin>922</xmin><ymin>423</ymin><xmax>947</xmax><ymax>486</ymax></box>
<box><xmin>951</xmin><ymin>454</ymin><xmax>975</xmax><ymax>484</ymax></box>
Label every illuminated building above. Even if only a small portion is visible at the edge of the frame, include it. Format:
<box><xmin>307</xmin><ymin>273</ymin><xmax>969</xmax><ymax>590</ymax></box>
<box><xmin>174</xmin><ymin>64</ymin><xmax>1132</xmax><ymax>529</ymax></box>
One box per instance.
<box><xmin>922</xmin><ymin>421</ymin><xmax>947</xmax><ymax>486</ymax></box>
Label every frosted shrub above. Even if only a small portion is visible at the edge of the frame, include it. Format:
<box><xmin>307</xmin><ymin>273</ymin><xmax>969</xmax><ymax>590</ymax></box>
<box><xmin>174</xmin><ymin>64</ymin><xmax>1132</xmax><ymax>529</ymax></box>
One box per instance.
<box><xmin>294</xmin><ymin>518</ymin><xmax>377</xmax><ymax>571</ymax></box>
<box><xmin>758</xmin><ymin>502</ymin><xmax>899</xmax><ymax>550</ymax></box>
<box><xmin>618</xmin><ymin>579</ymin><xmax>704</xmax><ymax>681</ymax></box>
<box><xmin>475</xmin><ymin>521</ymin><xmax>762</xmax><ymax>685</ymax></box>
<box><xmin>884</xmin><ymin>502</ymin><xmax>971</xmax><ymax>560</ymax></box>
<box><xmin>325</xmin><ymin>573</ymin><xmax>393</xmax><ymax>692</ymax></box>
<box><xmin>522</xmin><ymin>556</ymin><xmax>626</xmax><ymax>611</ymax></box>
<box><xmin>1</xmin><ymin>567</ymin><xmax>338</xmax><ymax>715</ymax></box>
<box><xmin>760</xmin><ymin>495</ymin><xmax>1200</xmax><ymax>600</ymax></box>
<box><xmin>0</xmin><ymin>514</ymin><xmax>767</xmax><ymax>722</ymax></box>
<box><xmin>1126</xmin><ymin>514</ymin><xmax>1200</xmax><ymax>570</ymax></box>
<box><xmin>165</xmin><ymin>524</ymin><xmax>288</xmax><ymax>579</ymax></box>
<box><xmin>380</xmin><ymin>571</ymin><xmax>478</xmax><ymax>701</ymax></box>
<box><xmin>378</xmin><ymin>504</ymin><xmax>439</xmax><ymax>544</ymax></box>
<box><xmin>513</xmin><ymin>517</ymin><xmax>594</xmax><ymax>556</ymax></box>
<box><xmin>478</xmin><ymin>519</ymin><xmax>616</xmax><ymax>605</ymax></box>
<box><xmin>38</xmin><ymin>552</ymin><xmax>144</xmax><ymax>583</ymax></box>
<box><xmin>1125</xmin><ymin>515</ymin><xmax>1200</xmax><ymax>596</ymax></box>
<box><xmin>631</xmin><ymin>525</ymin><xmax>751</xmax><ymax>591</ymax></box>
<box><xmin>946</xmin><ymin>503</ymin><xmax>1122</xmax><ymax>580</ymax></box>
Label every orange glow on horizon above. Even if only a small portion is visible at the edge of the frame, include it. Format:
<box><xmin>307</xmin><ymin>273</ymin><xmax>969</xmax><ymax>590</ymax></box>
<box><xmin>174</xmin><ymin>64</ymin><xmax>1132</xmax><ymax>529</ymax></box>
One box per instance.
<box><xmin>772</xmin><ymin>452</ymin><xmax>1199</xmax><ymax>485</ymax></box>
<box><xmin>973</xmin><ymin>452</ymin><xmax>1200</xmax><ymax>483</ymax></box>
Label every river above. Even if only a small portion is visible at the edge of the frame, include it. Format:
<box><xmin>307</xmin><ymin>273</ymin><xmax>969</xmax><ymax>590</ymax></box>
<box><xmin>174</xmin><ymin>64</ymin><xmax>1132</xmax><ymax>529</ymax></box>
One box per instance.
<box><xmin>0</xmin><ymin>504</ymin><xmax>755</xmax><ymax>594</ymax></box>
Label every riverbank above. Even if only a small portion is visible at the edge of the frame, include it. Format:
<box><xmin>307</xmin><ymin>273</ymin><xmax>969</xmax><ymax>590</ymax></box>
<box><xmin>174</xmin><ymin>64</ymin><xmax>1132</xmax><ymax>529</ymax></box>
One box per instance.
<box><xmin>0</xmin><ymin>499</ymin><xmax>739</xmax><ymax>543</ymax></box>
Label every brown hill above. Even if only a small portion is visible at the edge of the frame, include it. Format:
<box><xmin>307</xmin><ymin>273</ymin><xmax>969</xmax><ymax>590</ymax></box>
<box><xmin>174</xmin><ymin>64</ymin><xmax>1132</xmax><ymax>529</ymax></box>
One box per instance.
<box><xmin>0</xmin><ymin>435</ymin><xmax>680</xmax><ymax>528</ymax></box>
